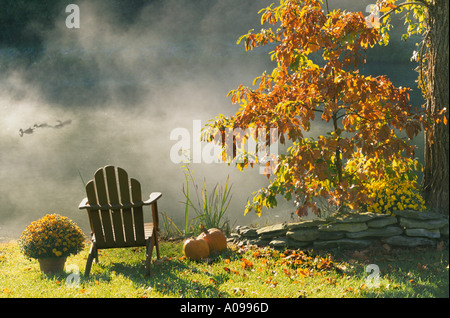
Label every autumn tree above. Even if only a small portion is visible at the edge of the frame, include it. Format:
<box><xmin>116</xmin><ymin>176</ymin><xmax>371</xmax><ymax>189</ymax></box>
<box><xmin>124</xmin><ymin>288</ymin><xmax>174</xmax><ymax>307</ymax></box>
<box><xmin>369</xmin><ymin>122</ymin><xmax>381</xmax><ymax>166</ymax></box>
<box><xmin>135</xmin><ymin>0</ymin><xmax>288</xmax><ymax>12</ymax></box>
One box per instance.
<box><xmin>203</xmin><ymin>0</ymin><xmax>427</xmax><ymax>217</ymax></box>
<box><xmin>375</xmin><ymin>0</ymin><xmax>449</xmax><ymax>215</ymax></box>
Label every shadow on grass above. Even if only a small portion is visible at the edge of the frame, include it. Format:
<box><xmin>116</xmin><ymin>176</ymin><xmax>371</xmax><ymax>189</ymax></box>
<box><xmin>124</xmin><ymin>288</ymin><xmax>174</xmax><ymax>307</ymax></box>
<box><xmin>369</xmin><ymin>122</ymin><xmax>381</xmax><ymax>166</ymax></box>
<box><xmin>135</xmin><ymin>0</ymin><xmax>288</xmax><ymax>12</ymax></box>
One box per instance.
<box><xmin>79</xmin><ymin>248</ymin><xmax>234</xmax><ymax>298</ymax></box>
<box><xmin>72</xmin><ymin>242</ymin><xmax>449</xmax><ymax>298</ymax></box>
<box><xmin>321</xmin><ymin>244</ymin><xmax>449</xmax><ymax>298</ymax></box>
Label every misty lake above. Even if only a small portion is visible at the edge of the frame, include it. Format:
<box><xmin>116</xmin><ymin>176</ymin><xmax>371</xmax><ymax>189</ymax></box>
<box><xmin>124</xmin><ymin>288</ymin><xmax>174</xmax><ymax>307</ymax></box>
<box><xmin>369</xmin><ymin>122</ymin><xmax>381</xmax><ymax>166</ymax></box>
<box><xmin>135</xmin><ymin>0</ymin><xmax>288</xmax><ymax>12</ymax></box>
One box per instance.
<box><xmin>0</xmin><ymin>0</ymin><xmax>425</xmax><ymax>241</ymax></box>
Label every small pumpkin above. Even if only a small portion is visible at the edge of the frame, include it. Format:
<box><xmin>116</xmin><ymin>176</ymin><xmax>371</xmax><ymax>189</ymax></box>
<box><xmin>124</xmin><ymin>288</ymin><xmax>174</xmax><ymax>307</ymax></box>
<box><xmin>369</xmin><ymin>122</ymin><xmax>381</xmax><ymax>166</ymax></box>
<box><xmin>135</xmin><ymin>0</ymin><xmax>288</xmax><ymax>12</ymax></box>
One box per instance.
<box><xmin>183</xmin><ymin>237</ymin><xmax>210</xmax><ymax>261</ymax></box>
<box><xmin>197</xmin><ymin>226</ymin><xmax>227</xmax><ymax>253</ymax></box>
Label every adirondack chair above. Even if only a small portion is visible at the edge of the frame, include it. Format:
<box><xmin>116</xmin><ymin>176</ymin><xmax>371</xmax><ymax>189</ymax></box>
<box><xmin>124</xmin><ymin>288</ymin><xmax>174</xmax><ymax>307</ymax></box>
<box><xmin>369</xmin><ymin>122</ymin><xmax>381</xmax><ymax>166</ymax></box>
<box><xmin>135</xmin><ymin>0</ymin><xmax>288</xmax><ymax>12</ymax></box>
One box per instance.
<box><xmin>79</xmin><ymin>165</ymin><xmax>162</xmax><ymax>276</ymax></box>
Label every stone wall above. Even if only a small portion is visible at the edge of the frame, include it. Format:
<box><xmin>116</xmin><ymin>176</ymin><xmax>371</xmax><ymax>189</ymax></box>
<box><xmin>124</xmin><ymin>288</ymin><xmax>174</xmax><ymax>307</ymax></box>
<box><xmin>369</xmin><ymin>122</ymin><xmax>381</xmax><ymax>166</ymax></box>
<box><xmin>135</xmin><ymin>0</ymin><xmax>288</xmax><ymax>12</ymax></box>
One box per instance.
<box><xmin>230</xmin><ymin>210</ymin><xmax>449</xmax><ymax>250</ymax></box>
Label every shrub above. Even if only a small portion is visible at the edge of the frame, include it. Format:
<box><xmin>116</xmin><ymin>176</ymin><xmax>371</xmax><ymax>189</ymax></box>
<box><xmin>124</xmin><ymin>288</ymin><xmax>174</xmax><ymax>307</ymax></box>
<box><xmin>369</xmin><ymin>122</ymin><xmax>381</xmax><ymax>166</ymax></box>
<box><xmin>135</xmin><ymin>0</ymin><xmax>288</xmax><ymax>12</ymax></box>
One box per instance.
<box><xmin>346</xmin><ymin>153</ymin><xmax>426</xmax><ymax>213</ymax></box>
<box><xmin>19</xmin><ymin>214</ymin><xmax>85</xmax><ymax>259</ymax></box>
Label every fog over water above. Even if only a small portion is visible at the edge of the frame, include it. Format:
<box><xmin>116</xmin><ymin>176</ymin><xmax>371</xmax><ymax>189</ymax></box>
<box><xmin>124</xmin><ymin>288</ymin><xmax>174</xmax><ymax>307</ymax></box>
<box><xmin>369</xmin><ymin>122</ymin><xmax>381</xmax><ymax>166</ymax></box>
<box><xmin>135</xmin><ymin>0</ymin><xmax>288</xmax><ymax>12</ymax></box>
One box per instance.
<box><xmin>0</xmin><ymin>0</ymin><xmax>424</xmax><ymax>240</ymax></box>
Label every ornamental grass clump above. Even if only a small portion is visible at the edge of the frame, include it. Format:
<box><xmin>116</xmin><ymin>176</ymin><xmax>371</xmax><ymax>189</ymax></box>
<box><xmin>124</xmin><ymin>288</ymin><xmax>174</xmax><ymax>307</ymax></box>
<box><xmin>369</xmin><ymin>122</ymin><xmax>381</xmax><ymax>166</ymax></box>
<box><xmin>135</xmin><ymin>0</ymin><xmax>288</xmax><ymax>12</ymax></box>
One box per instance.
<box><xmin>19</xmin><ymin>214</ymin><xmax>85</xmax><ymax>259</ymax></box>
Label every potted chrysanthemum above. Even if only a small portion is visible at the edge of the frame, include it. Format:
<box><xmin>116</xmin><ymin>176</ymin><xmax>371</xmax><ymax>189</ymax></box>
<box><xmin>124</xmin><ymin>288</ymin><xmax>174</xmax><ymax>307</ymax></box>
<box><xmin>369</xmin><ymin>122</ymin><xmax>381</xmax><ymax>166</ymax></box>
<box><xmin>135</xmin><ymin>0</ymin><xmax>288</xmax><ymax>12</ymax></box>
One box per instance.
<box><xmin>19</xmin><ymin>214</ymin><xmax>85</xmax><ymax>273</ymax></box>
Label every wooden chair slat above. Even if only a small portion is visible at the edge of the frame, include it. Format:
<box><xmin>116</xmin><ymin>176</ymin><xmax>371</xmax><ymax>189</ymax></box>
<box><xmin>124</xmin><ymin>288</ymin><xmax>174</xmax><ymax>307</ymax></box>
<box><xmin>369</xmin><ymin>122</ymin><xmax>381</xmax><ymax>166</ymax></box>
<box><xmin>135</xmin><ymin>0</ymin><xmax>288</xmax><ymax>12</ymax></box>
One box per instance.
<box><xmin>86</xmin><ymin>180</ymin><xmax>105</xmax><ymax>246</ymax></box>
<box><xmin>94</xmin><ymin>169</ymin><xmax>115</xmax><ymax>246</ymax></box>
<box><xmin>105</xmin><ymin>166</ymin><xmax>120</xmax><ymax>203</ymax></box>
<box><xmin>117</xmin><ymin>167</ymin><xmax>131</xmax><ymax>203</ymax></box>
<box><xmin>131</xmin><ymin>178</ymin><xmax>145</xmax><ymax>245</ymax></box>
<box><xmin>105</xmin><ymin>166</ymin><xmax>125</xmax><ymax>246</ymax></box>
<box><xmin>118</xmin><ymin>168</ymin><xmax>135</xmax><ymax>244</ymax></box>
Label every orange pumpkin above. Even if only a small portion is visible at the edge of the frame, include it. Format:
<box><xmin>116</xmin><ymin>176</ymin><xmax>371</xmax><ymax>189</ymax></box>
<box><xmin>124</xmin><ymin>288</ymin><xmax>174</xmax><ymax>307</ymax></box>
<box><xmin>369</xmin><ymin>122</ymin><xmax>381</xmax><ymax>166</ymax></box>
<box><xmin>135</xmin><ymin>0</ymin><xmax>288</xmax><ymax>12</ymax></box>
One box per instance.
<box><xmin>183</xmin><ymin>237</ymin><xmax>210</xmax><ymax>260</ymax></box>
<box><xmin>197</xmin><ymin>227</ymin><xmax>227</xmax><ymax>253</ymax></box>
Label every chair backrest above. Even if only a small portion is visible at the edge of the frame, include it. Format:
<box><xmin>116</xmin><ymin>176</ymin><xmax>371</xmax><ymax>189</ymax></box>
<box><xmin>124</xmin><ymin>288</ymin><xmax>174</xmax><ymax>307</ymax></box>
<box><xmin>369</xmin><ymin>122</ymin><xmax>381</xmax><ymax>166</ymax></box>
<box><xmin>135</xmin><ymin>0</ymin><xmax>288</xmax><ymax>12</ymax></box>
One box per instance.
<box><xmin>85</xmin><ymin>165</ymin><xmax>146</xmax><ymax>249</ymax></box>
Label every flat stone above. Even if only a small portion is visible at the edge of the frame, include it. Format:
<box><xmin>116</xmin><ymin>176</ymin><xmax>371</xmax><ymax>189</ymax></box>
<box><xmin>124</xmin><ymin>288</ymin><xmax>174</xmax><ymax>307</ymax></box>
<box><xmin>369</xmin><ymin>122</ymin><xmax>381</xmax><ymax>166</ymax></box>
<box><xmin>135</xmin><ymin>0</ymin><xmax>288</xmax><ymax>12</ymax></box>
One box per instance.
<box><xmin>286</xmin><ymin>219</ymin><xmax>327</xmax><ymax>230</ymax></box>
<box><xmin>250</xmin><ymin>238</ymin><xmax>271</xmax><ymax>246</ymax></box>
<box><xmin>382</xmin><ymin>235</ymin><xmax>436</xmax><ymax>247</ymax></box>
<box><xmin>313</xmin><ymin>238</ymin><xmax>372</xmax><ymax>250</ymax></box>
<box><xmin>399</xmin><ymin>217</ymin><xmax>449</xmax><ymax>230</ymax></box>
<box><xmin>317</xmin><ymin>231</ymin><xmax>345</xmax><ymax>240</ymax></box>
<box><xmin>287</xmin><ymin>239</ymin><xmax>312</xmax><ymax>249</ymax></box>
<box><xmin>269</xmin><ymin>237</ymin><xmax>289</xmax><ymax>248</ymax></box>
<box><xmin>319</xmin><ymin>222</ymin><xmax>368</xmax><ymax>233</ymax></box>
<box><xmin>286</xmin><ymin>228</ymin><xmax>320</xmax><ymax>242</ymax></box>
<box><xmin>329</xmin><ymin>212</ymin><xmax>374</xmax><ymax>223</ymax></box>
<box><xmin>440</xmin><ymin>226</ymin><xmax>449</xmax><ymax>237</ymax></box>
<box><xmin>405</xmin><ymin>228</ymin><xmax>441</xmax><ymax>239</ymax></box>
<box><xmin>227</xmin><ymin>233</ymin><xmax>240</xmax><ymax>242</ymax></box>
<box><xmin>239</xmin><ymin>227</ymin><xmax>258</xmax><ymax>238</ymax></box>
<box><xmin>393</xmin><ymin>210</ymin><xmax>445</xmax><ymax>220</ymax></box>
<box><xmin>257</xmin><ymin>223</ymin><xmax>287</xmax><ymax>239</ymax></box>
<box><xmin>346</xmin><ymin>226</ymin><xmax>403</xmax><ymax>239</ymax></box>
<box><xmin>367</xmin><ymin>216</ymin><xmax>398</xmax><ymax>228</ymax></box>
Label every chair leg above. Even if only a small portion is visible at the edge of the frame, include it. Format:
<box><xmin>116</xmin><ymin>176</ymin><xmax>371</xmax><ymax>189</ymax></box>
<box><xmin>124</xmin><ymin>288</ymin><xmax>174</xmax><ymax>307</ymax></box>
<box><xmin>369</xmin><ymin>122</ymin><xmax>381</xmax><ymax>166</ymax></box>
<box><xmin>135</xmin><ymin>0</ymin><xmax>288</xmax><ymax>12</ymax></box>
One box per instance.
<box><xmin>151</xmin><ymin>202</ymin><xmax>161</xmax><ymax>260</ymax></box>
<box><xmin>85</xmin><ymin>242</ymin><xmax>97</xmax><ymax>277</ymax></box>
<box><xmin>154</xmin><ymin>230</ymin><xmax>161</xmax><ymax>259</ymax></box>
<box><xmin>144</xmin><ymin>237</ymin><xmax>155</xmax><ymax>276</ymax></box>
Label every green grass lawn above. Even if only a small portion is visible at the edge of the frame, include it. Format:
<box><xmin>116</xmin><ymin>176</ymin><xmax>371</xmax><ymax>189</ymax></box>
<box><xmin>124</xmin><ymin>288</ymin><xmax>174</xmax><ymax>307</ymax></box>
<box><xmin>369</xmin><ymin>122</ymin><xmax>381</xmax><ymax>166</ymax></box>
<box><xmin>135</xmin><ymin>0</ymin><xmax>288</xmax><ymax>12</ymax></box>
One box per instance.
<box><xmin>1</xmin><ymin>239</ymin><xmax>448</xmax><ymax>298</ymax></box>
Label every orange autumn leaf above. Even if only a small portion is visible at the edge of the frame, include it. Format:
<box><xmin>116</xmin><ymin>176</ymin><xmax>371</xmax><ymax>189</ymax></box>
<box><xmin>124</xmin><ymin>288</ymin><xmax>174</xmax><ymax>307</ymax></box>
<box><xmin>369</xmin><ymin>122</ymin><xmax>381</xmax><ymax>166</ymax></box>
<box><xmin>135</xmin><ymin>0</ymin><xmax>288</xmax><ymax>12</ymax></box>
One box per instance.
<box><xmin>240</xmin><ymin>258</ymin><xmax>254</xmax><ymax>269</ymax></box>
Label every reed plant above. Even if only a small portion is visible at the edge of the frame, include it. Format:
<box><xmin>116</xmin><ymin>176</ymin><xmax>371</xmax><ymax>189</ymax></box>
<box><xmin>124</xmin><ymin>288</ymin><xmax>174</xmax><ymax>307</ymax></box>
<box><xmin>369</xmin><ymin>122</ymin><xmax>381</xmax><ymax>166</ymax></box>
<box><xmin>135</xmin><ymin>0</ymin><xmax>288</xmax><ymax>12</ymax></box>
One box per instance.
<box><xmin>160</xmin><ymin>164</ymin><xmax>233</xmax><ymax>238</ymax></box>
<box><xmin>181</xmin><ymin>164</ymin><xmax>232</xmax><ymax>236</ymax></box>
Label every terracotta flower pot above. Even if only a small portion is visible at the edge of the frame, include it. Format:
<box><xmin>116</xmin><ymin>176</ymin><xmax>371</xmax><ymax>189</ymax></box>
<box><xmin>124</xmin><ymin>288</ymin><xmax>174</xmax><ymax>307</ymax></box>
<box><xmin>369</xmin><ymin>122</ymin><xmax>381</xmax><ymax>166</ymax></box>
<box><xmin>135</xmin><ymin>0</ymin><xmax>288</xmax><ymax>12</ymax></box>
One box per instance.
<box><xmin>38</xmin><ymin>257</ymin><xmax>67</xmax><ymax>274</ymax></box>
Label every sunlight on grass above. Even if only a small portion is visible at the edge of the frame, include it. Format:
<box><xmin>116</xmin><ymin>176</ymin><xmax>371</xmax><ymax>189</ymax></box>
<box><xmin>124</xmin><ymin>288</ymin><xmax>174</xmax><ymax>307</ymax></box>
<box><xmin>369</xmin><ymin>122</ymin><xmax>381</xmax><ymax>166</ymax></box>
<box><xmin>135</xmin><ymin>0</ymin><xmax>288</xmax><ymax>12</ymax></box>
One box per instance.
<box><xmin>1</xmin><ymin>240</ymin><xmax>448</xmax><ymax>298</ymax></box>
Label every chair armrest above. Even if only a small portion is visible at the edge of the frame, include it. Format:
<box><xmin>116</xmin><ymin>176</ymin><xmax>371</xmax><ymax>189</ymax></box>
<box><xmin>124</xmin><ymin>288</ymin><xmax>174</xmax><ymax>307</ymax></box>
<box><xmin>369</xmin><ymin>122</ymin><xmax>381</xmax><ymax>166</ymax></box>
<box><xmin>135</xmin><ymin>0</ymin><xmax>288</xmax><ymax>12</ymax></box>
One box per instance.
<box><xmin>143</xmin><ymin>192</ymin><xmax>162</xmax><ymax>205</ymax></box>
<box><xmin>79</xmin><ymin>198</ymin><xmax>90</xmax><ymax>210</ymax></box>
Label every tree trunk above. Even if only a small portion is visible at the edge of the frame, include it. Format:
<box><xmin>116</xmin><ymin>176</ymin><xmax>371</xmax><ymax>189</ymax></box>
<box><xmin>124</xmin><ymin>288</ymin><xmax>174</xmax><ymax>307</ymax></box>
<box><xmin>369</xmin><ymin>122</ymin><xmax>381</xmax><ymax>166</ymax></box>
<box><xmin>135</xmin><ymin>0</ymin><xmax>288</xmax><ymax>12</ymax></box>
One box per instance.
<box><xmin>422</xmin><ymin>0</ymin><xmax>449</xmax><ymax>215</ymax></box>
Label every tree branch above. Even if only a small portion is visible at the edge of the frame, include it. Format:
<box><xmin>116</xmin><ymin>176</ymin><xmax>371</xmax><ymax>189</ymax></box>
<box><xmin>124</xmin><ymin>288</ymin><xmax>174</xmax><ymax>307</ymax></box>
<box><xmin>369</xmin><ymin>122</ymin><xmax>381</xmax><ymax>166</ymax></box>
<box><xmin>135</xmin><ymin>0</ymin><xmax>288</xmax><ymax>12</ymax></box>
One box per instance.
<box><xmin>417</xmin><ymin>28</ymin><xmax>430</xmax><ymax>95</ymax></box>
<box><xmin>379</xmin><ymin>1</ymin><xmax>429</xmax><ymax>21</ymax></box>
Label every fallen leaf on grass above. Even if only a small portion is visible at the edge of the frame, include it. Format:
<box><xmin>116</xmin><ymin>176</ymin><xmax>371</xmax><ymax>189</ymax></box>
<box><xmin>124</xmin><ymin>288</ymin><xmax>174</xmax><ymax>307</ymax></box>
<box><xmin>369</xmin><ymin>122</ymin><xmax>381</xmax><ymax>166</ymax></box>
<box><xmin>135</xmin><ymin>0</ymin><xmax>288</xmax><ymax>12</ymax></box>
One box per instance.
<box><xmin>223</xmin><ymin>267</ymin><xmax>239</xmax><ymax>275</ymax></box>
<box><xmin>417</xmin><ymin>262</ymin><xmax>429</xmax><ymax>271</ymax></box>
<box><xmin>232</xmin><ymin>287</ymin><xmax>245</xmax><ymax>296</ymax></box>
<box><xmin>298</xmin><ymin>290</ymin><xmax>308</xmax><ymax>298</ymax></box>
<box><xmin>297</xmin><ymin>268</ymin><xmax>311</xmax><ymax>277</ymax></box>
<box><xmin>3</xmin><ymin>287</ymin><xmax>12</xmax><ymax>295</ymax></box>
<box><xmin>240</xmin><ymin>258</ymin><xmax>253</xmax><ymax>269</ymax></box>
<box><xmin>325</xmin><ymin>277</ymin><xmax>337</xmax><ymax>285</ymax></box>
